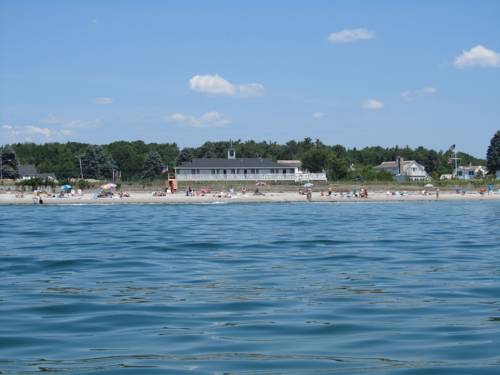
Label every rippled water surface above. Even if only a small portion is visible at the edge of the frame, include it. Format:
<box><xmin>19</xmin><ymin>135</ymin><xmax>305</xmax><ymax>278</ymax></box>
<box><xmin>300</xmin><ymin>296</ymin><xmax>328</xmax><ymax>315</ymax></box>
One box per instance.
<box><xmin>1</xmin><ymin>202</ymin><xmax>500</xmax><ymax>374</ymax></box>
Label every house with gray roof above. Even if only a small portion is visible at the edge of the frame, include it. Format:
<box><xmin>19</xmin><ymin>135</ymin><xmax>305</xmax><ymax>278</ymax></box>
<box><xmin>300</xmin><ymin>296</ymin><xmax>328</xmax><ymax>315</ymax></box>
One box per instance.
<box><xmin>375</xmin><ymin>157</ymin><xmax>429</xmax><ymax>181</ymax></box>
<box><xmin>18</xmin><ymin>164</ymin><xmax>56</xmax><ymax>180</ymax></box>
<box><xmin>175</xmin><ymin>149</ymin><xmax>326</xmax><ymax>181</ymax></box>
<box><xmin>453</xmin><ymin>164</ymin><xmax>487</xmax><ymax>180</ymax></box>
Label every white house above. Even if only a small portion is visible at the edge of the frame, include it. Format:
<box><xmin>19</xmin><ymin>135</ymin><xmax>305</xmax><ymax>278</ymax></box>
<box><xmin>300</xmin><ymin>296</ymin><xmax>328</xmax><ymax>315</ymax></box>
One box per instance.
<box><xmin>375</xmin><ymin>157</ymin><xmax>429</xmax><ymax>181</ymax></box>
<box><xmin>175</xmin><ymin>149</ymin><xmax>327</xmax><ymax>182</ymax></box>
<box><xmin>18</xmin><ymin>164</ymin><xmax>56</xmax><ymax>181</ymax></box>
<box><xmin>453</xmin><ymin>164</ymin><xmax>487</xmax><ymax>180</ymax></box>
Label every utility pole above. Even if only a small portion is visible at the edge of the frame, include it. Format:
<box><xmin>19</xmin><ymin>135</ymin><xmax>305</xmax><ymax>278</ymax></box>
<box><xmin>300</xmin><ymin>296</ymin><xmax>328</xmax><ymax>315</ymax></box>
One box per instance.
<box><xmin>449</xmin><ymin>145</ymin><xmax>461</xmax><ymax>179</ymax></box>
<box><xmin>78</xmin><ymin>157</ymin><xmax>84</xmax><ymax>179</ymax></box>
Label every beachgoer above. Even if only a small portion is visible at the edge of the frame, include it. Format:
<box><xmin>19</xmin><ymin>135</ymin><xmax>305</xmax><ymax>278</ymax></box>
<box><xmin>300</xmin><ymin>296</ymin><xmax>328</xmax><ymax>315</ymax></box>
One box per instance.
<box><xmin>306</xmin><ymin>190</ymin><xmax>312</xmax><ymax>201</ymax></box>
<box><xmin>436</xmin><ymin>188</ymin><xmax>440</xmax><ymax>200</ymax></box>
<box><xmin>328</xmin><ymin>187</ymin><xmax>332</xmax><ymax>196</ymax></box>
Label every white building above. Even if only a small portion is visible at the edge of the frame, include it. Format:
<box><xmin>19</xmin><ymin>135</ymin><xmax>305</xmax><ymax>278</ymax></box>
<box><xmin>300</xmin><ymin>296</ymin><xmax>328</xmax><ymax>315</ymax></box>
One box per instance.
<box><xmin>175</xmin><ymin>149</ymin><xmax>327</xmax><ymax>182</ymax></box>
<box><xmin>453</xmin><ymin>164</ymin><xmax>488</xmax><ymax>180</ymax></box>
<box><xmin>375</xmin><ymin>157</ymin><xmax>429</xmax><ymax>181</ymax></box>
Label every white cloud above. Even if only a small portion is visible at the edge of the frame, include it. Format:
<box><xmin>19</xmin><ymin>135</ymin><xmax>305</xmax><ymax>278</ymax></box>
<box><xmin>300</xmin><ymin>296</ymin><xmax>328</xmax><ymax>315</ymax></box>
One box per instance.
<box><xmin>61</xmin><ymin>129</ymin><xmax>75</xmax><ymax>136</ymax></box>
<box><xmin>94</xmin><ymin>97</ymin><xmax>113</xmax><ymax>105</ymax></box>
<box><xmin>328</xmin><ymin>28</ymin><xmax>375</xmax><ymax>44</ymax></box>
<box><xmin>65</xmin><ymin>119</ymin><xmax>101</xmax><ymax>129</ymax></box>
<box><xmin>401</xmin><ymin>87</ymin><xmax>437</xmax><ymax>100</ymax></box>
<box><xmin>363</xmin><ymin>99</ymin><xmax>384</xmax><ymax>110</ymax></box>
<box><xmin>40</xmin><ymin>113</ymin><xmax>62</xmax><ymax>125</ymax></box>
<box><xmin>189</xmin><ymin>74</ymin><xmax>265</xmax><ymax>97</ymax></box>
<box><xmin>167</xmin><ymin>111</ymin><xmax>230</xmax><ymax>128</ymax></box>
<box><xmin>454</xmin><ymin>45</ymin><xmax>500</xmax><ymax>69</ymax></box>
<box><xmin>312</xmin><ymin>112</ymin><xmax>324</xmax><ymax>120</ymax></box>
<box><xmin>189</xmin><ymin>74</ymin><xmax>236</xmax><ymax>96</ymax></box>
<box><xmin>238</xmin><ymin>83</ymin><xmax>265</xmax><ymax>97</ymax></box>
<box><xmin>26</xmin><ymin>126</ymin><xmax>52</xmax><ymax>137</ymax></box>
<box><xmin>1</xmin><ymin>116</ymin><xmax>102</xmax><ymax>143</ymax></box>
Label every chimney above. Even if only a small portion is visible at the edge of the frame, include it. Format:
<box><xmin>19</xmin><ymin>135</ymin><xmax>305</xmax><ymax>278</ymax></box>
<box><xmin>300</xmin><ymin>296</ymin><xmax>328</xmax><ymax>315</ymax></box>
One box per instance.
<box><xmin>396</xmin><ymin>156</ymin><xmax>403</xmax><ymax>175</ymax></box>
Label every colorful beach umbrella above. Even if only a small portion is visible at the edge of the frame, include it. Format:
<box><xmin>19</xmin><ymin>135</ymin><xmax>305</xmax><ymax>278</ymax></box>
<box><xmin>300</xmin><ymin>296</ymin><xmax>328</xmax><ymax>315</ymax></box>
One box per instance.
<box><xmin>101</xmin><ymin>183</ymin><xmax>117</xmax><ymax>190</ymax></box>
<box><xmin>61</xmin><ymin>184</ymin><xmax>72</xmax><ymax>190</ymax></box>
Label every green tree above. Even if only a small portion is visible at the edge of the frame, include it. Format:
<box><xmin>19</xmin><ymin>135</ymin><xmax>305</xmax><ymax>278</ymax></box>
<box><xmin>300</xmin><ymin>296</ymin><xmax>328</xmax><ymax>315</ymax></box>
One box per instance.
<box><xmin>327</xmin><ymin>156</ymin><xmax>349</xmax><ymax>180</ymax></box>
<box><xmin>486</xmin><ymin>131</ymin><xmax>500</xmax><ymax>175</ymax></box>
<box><xmin>177</xmin><ymin>148</ymin><xmax>195</xmax><ymax>164</ymax></box>
<box><xmin>0</xmin><ymin>145</ymin><xmax>19</xmax><ymax>179</ymax></box>
<box><xmin>80</xmin><ymin>145</ymin><xmax>117</xmax><ymax>179</ymax></box>
<box><xmin>301</xmin><ymin>148</ymin><xmax>333</xmax><ymax>173</ymax></box>
<box><xmin>142</xmin><ymin>151</ymin><xmax>164</xmax><ymax>180</ymax></box>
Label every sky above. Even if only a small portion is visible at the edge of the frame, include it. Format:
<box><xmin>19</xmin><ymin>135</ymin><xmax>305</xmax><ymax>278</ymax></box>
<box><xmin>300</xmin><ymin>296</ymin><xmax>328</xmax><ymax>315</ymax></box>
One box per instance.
<box><xmin>0</xmin><ymin>0</ymin><xmax>499</xmax><ymax>157</ymax></box>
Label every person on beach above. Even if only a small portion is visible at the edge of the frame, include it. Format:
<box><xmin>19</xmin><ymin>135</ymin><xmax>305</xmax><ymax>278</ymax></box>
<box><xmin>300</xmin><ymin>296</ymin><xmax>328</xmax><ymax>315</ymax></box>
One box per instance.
<box><xmin>306</xmin><ymin>189</ymin><xmax>312</xmax><ymax>201</ymax></box>
<box><xmin>436</xmin><ymin>188</ymin><xmax>440</xmax><ymax>200</ymax></box>
<box><xmin>328</xmin><ymin>187</ymin><xmax>332</xmax><ymax>196</ymax></box>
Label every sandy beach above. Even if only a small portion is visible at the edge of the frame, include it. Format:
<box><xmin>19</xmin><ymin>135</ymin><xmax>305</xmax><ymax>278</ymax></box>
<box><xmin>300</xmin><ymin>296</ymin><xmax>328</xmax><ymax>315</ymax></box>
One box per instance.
<box><xmin>1</xmin><ymin>190</ymin><xmax>499</xmax><ymax>205</ymax></box>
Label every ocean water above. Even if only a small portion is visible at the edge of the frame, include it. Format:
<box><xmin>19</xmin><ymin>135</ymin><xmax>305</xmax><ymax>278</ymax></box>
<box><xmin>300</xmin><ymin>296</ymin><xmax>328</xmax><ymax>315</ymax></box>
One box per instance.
<box><xmin>1</xmin><ymin>201</ymin><xmax>500</xmax><ymax>374</ymax></box>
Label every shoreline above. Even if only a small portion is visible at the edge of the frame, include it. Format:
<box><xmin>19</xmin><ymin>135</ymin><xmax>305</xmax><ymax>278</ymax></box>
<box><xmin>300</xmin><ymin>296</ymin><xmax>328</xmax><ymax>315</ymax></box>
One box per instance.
<box><xmin>1</xmin><ymin>191</ymin><xmax>499</xmax><ymax>205</ymax></box>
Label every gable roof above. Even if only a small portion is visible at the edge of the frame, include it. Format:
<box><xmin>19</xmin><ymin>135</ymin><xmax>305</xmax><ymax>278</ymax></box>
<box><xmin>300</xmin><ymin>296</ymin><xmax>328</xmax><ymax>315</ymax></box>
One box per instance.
<box><xmin>18</xmin><ymin>164</ymin><xmax>56</xmax><ymax>179</ymax></box>
<box><xmin>277</xmin><ymin>160</ymin><xmax>302</xmax><ymax>168</ymax></box>
<box><xmin>18</xmin><ymin>164</ymin><xmax>38</xmax><ymax>176</ymax></box>
<box><xmin>375</xmin><ymin>160</ymin><xmax>422</xmax><ymax>169</ymax></box>
<box><xmin>456</xmin><ymin>165</ymin><xmax>486</xmax><ymax>172</ymax></box>
<box><xmin>177</xmin><ymin>157</ymin><xmax>284</xmax><ymax>169</ymax></box>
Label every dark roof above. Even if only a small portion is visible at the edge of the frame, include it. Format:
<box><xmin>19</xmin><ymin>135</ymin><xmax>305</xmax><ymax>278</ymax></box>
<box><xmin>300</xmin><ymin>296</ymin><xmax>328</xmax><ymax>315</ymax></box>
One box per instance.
<box><xmin>177</xmin><ymin>158</ymin><xmax>284</xmax><ymax>169</ymax></box>
<box><xmin>18</xmin><ymin>164</ymin><xmax>56</xmax><ymax>179</ymax></box>
<box><xmin>18</xmin><ymin>164</ymin><xmax>38</xmax><ymax>177</ymax></box>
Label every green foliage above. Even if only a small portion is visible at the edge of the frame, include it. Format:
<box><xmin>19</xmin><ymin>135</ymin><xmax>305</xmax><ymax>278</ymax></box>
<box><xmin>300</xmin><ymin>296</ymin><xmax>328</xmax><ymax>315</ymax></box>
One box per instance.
<box><xmin>347</xmin><ymin>166</ymin><xmax>394</xmax><ymax>182</ymax></box>
<box><xmin>80</xmin><ymin>145</ymin><xmax>117</xmax><ymax>179</ymax></box>
<box><xmin>15</xmin><ymin>177</ymin><xmax>56</xmax><ymax>191</ymax></box>
<box><xmin>486</xmin><ymin>130</ymin><xmax>500</xmax><ymax>174</ymax></box>
<box><xmin>75</xmin><ymin>179</ymin><xmax>97</xmax><ymax>190</ymax></box>
<box><xmin>3</xmin><ymin>138</ymin><xmax>488</xmax><ymax>182</ymax></box>
<box><xmin>142</xmin><ymin>151</ymin><xmax>164</xmax><ymax>180</ymax></box>
<box><xmin>0</xmin><ymin>145</ymin><xmax>19</xmax><ymax>179</ymax></box>
<box><xmin>301</xmin><ymin>148</ymin><xmax>332</xmax><ymax>173</ymax></box>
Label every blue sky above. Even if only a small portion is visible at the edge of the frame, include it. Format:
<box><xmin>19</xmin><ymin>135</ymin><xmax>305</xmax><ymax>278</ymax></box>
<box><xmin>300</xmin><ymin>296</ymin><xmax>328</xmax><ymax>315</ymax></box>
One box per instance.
<box><xmin>1</xmin><ymin>0</ymin><xmax>499</xmax><ymax>157</ymax></box>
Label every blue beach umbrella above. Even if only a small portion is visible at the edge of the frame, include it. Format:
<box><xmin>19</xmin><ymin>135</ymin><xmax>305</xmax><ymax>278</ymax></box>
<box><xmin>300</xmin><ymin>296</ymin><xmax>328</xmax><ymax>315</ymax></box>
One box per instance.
<box><xmin>304</xmin><ymin>183</ymin><xmax>314</xmax><ymax>189</ymax></box>
<box><xmin>61</xmin><ymin>184</ymin><xmax>72</xmax><ymax>191</ymax></box>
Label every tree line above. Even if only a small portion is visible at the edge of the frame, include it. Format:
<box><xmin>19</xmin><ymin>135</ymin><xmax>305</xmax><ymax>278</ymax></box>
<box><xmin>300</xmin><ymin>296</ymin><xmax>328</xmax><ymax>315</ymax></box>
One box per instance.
<box><xmin>1</xmin><ymin>133</ymin><xmax>498</xmax><ymax>181</ymax></box>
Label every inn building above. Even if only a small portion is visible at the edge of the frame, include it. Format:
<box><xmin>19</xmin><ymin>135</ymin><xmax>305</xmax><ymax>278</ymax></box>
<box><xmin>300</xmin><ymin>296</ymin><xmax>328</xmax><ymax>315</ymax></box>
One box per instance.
<box><xmin>175</xmin><ymin>148</ymin><xmax>327</xmax><ymax>182</ymax></box>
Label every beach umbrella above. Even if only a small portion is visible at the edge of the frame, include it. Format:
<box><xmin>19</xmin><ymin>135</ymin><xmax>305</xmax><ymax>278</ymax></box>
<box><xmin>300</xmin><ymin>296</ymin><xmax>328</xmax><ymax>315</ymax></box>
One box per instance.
<box><xmin>101</xmin><ymin>183</ymin><xmax>117</xmax><ymax>190</ymax></box>
<box><xmin>61</xmin><ymin>184</ymin><xmax>72</xmax><ymax>190</ymax></box>
<box><xmin>304</xmin><ymin>182</ymin><xmax>314</xmax><ymax>188</ymax></box>
<box><xmin>424</xmin><ymin>184</ymin><xmax>434</xmax><ymax>188</ymax></box>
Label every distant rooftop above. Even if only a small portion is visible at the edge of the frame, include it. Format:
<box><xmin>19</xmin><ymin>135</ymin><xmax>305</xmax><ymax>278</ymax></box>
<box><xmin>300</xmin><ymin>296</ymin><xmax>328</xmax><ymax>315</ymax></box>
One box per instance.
<box><xmin>18</xmin><ymin>164</ymin><xmax>56</xmax><ymax>179</ymax></box>
<box><xmin>177</xmin><ymin>158</ymin><xmax>285</xmax><ymax>169</ymax></box>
